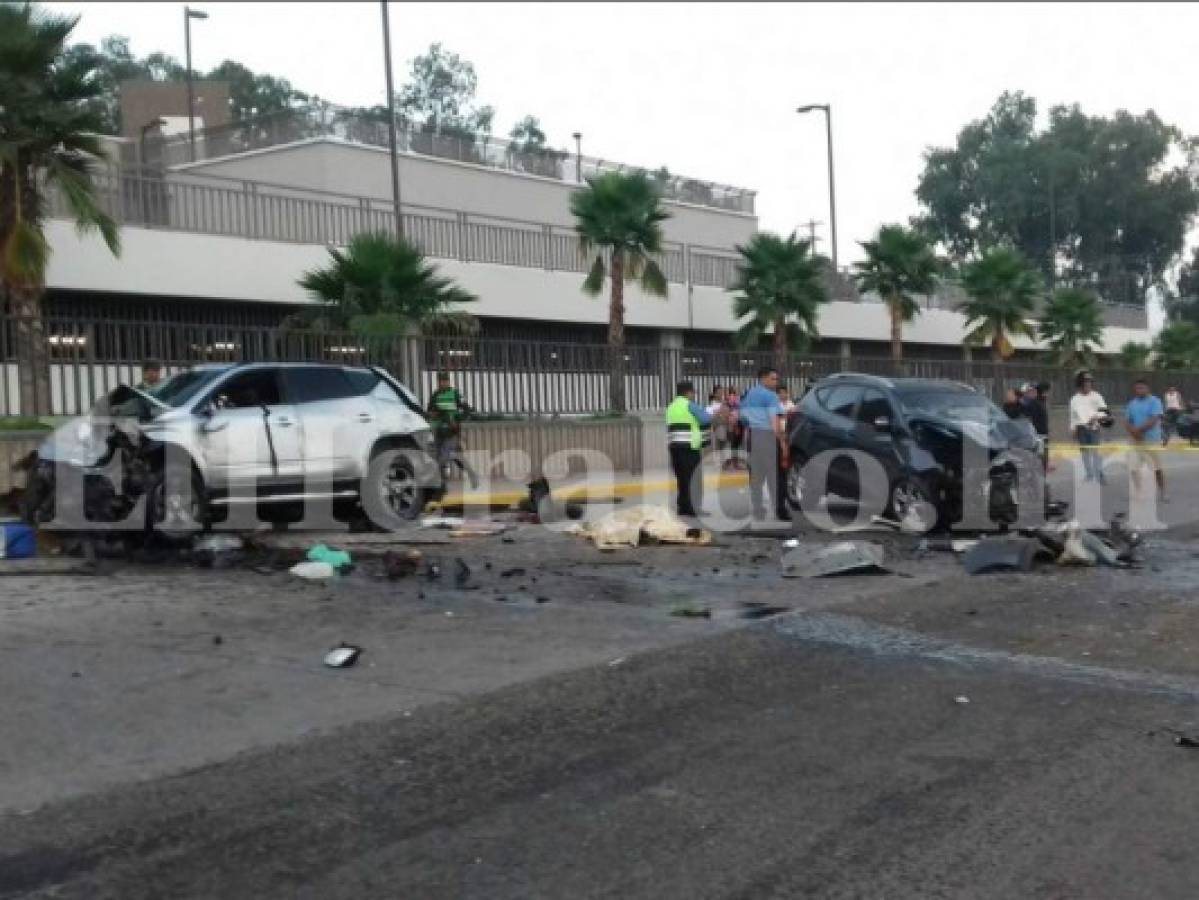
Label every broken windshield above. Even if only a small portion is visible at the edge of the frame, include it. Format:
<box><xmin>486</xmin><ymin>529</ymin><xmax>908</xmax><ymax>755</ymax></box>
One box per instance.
<box><xmin>898</xmin><ymin>391</ymin><xmax>1006</xmax><ymax>424</ymax></box>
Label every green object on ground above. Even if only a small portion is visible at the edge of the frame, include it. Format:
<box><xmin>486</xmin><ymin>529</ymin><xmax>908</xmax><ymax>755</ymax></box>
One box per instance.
<box><xmin>306</xmin><ymin>544</ymin><xmax>352</xmax><ymax>570</ymax></box>
<box><xmin>0</xmin><ymin>417</ymin><xmax>50</xmax><ymax>432</ymax></box>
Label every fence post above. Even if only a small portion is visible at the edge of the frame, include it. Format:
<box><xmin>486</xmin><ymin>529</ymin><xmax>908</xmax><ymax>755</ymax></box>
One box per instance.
<box><xmin>542</xmin><ymin>224</ymin><xmax>552</xmax><ymax>270</ymax></box>
<box><xmin>244</xmin><ymin>181</ymin><xmax>258</xmax><ymax>239</ymax></box>
<box><xmin>457</xmin><ymin>212</ymin><xmax>470</xmax><ymax>262</ymax></box>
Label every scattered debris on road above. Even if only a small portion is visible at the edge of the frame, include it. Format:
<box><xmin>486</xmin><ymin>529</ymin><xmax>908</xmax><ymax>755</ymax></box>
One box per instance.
<box><xmin>290</xmin><ymin>560</ymin><xmax>337</xmax><ymax>580</ymax></box>
<box><xmin>323</xmin><ymin>643</ymin><xmax>362</xmax><ymax>668</ymax></box>
<box><xmin>382</xmin><ymin>549</ymin><xmax>423</xmax><ymax>579</ymax></box>
<box><xmin>961</xmin><ymin>538</ymin><xmax>1042</xmax><ymax>575</ymax></box>
<box><xmin>781</xmin><ymin>541</ymin><xmax>890</xmax><ymax>578</ymax></box>
<box><xmin>306</xmin><ymin>544</ymin><xmax>352</xmax><ymax>571</ymax></box>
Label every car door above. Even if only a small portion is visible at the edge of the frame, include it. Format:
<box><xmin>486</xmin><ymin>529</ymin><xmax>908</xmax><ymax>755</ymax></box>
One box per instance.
<box><xmin>284</xmin><ymin>366</ymin><xmax>378</xmax><ymax>486</ymax></box>
<box><xmin>852</xmin><ymin>388</ymin><xmax>904</xmax><ymax>507</ymax></box>
<box><xmin>196</xmin><ymin>367</ymin><xmax>303</xmax><ymax>490</ymax></box>
<box><xmin>810</xmin><ymin>383</ymin><xmax>863</xmax><ymax>496</ymax></box>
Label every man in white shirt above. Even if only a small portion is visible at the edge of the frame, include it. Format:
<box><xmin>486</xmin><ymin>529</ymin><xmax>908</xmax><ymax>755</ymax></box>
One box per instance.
<box><xmin>1069</xmin><ymin>372</ymin><xmax>1107</xmax><ymax>483</ymax></box>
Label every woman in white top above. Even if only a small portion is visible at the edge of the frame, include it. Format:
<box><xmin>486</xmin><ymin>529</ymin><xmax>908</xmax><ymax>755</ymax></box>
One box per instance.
<box><xmin>1069</xmin><ymin>372</ymin><xmax>1108</xmax><ymax>483</ymax></box>
<box><xmin>1163</xmin><ymin>386</ymin><xmax>1184</xmax><ymax>446</ymax></box>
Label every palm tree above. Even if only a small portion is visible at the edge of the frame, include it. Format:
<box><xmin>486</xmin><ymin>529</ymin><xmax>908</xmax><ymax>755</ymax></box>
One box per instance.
<box><xmin>1037</xmin><ymin>287</ymin><xmax>1103</xmax><ymax>367</ymax></box>
<box><xmin>1153</xmin><ymin>322</ymin><xmax>1199</xmax><ymax>371</ymax></box>
<box><xmin>297</xmin><ymin>232</ymin><xmax>476</xmax><ymax>336</ymax></box>
<box><xmin>852</xmin><ymin>225</ymin><xmax>939</xmax><ymax>362</ymax></box>
<box><xmin>729</xmin><ymin>232</ymin><xmax>830</xmax><ymax>374</ymax></box>
<box><xmin>1118</xmin><ymin>340</ymin><xmax>1152</xmax><ymax>370</ymax></box>
<box><xmin>958</xmin><ymin>247</ymin><xmax>1041</xmax><ymax>361</ymax></box>
<box><xmin>0</xmin><ymin>2</ymin><xmax>120</xmax><ymax>415</ymax></box>
<box><xmin>570</xmin><ymin>171</ymin><xmax>670</xmax><ymax>413</ymax></box>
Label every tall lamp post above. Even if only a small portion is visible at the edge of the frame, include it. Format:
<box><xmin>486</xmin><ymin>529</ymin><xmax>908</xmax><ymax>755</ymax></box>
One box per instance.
<box><xmin>381</xmin><ymin>1</ymin><xmax>404</xmax><ymax>238</ymax></box>
<box><xmin>572</xmin><ymin>132</ymin><xmax>583</xmax><ymax>182</ymax></box>
<box><xmin>796</xmin><ymin>103</ymin><xmax>838</xmax><ymax>272</ymax></box>
<box><xmin>184</xmin><ymin>6</ymin><xmax>207</xmax><ymax>163</ymax></box>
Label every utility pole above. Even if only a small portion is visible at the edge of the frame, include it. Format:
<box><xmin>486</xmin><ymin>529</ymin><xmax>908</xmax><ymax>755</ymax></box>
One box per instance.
<box><xmin>381</xmin><ymin>1</ymin><xmax>404</xmax><ymax>238</ymax></box>
<box><xmin>183</xmin><ymin>6</ymin><xmax>208</xmax><ymax>163</ymax></box>
<box><xmin>802</xmin><ymin>218</ymin><xmax>823</xmax><ymax>249</ymax></box>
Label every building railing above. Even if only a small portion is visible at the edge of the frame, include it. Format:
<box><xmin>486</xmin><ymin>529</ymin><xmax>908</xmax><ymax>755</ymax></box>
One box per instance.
<box><xmin>147</xmin><ymin>104</ymin><xmax>757</xmax><ymax>214</ymax></box>
<box><xmin>49</xmin><ymin>166</ymin><xmax>740</xmax><ymax>289</ymax></box>
<box><xmin>0</xmin><ymin>313</ymin><xmax>1185</xmax><ymax>419</ymax></box>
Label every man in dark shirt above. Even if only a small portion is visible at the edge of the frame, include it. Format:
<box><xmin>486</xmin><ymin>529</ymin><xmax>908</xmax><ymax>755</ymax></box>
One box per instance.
<box><xmin>426</xmin><ymin>372</ymin><xmax>479</xmax><ymax>489</ymax></box>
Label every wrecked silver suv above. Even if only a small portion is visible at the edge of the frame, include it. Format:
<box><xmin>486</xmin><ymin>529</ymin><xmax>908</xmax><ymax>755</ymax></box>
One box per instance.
<box><xmin>24</xmin><ymin>363</ymin><xmax>444</xmax><ymax>532</ymax></box>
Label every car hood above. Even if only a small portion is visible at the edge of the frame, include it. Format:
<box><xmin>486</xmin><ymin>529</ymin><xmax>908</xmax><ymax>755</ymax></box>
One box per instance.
<box><xmin>909</xmin><ymin>413</ymin><xmax>1039</xmax><ymax>453</ymax></box>
<box><xmin>36</xmin><ymin>385</ymin><xmax>169</xmax><ymax>466</ymax></box>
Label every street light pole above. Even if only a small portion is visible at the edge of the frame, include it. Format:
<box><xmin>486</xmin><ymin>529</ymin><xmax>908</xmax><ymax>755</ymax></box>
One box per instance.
<box><xmin>796</xmin><ymin>103</ymin><xmax>838</xmax><ymax>272</ymax></box>
<box><xmin>572</xmin><ymin>132</ymin><xmax>582</xmax><ymax>182</ymax></box>
<box><xmin>380</xmin><ymin>1</ymin><xmax>405</xmax><ymax>238</ymax></box>
<box><xmin>184</xmin><ymin>6</ymin><xmax>207</xmax><ymax>164</ymax></box>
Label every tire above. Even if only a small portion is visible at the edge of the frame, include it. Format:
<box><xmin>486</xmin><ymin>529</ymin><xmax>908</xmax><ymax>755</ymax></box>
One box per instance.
<box><xmin>785</xmin><ymin>450</ymin><xmax>809</xmax><ymax>510</ymax></box>
<box><xmin>147</xmin><ymin>465</ymin><xmax>209</xmax><ymax>539</ymax></box>
<box><xmin>363</xmin><ymin>448</ymin><xmax>427</xmax><ymax>528</ymax></box>
<box><xmin>887</xmin><ymin>475</ymin><xmax>943</xmax><ymax>533</ymax></box>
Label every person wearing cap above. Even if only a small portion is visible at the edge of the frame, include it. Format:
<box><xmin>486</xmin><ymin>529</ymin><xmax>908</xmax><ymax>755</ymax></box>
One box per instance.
<box><xmin>1021</xmin><ymin>382</ymin><xmax>1050</xmax><ymax>465</ymax></box>
<box><xmin>1069</xmin><ymin>372</ymin><xmax>1107</xmax><ymax>484</ymax></box>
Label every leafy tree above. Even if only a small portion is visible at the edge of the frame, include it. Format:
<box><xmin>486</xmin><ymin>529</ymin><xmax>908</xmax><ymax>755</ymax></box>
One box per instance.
<box><xmin>398</xmin><ymin>43</ymin><xmax>494</xmax><ymax>139</ymax></box>
<box><xmin>207</xmin><ymin>59</ymin><xmax>308</xmax><ymax>122</ymax></box>
<box><xmin>1118</xmin><ymin>341</ymin><xmax>1152</xmax><ymax>370</ymax></box>
<box><xmin>297</xmin><ymin>232</ymin><xmax>476</xmax><ymax>337</ymax></box>
<box><xmin>958</xmin><ymin>247</ymin><xmax>1041</xmax><ymax>361</ymax></box>
<box><xmin>0</xmin><ymin>1</ymin><xmax>121</xmax><ymax>414</ymax></box>
<box><xmin>729</xmin><ymin>233</ymin><xmax>830</xmax><ymax>375</ymax></box>
<box><xmin>570</xmin><ymin>171</ymin><xmax>670</xmax><ymax>413</ymax></box>
<box><xmin>1165</xmin><ymin>247</ymin><xmax>1199</xmax><ymax>325</ymax></box>
<box><xmin>1037</xmin><ymin>287</ymin><xmax>1103</xmax><ymax>367</ymax></box>
<box><xmin>509</xmin><ymin>115</ymin><xmax>547</xmax><ymax>152</ymax></box>
<box><xmin>852</xmin><ymin>225</ymin><xmax>940</xmax><ymax>362</ymax></box>
<box><xmin>1153</xmin><ymin>322</ymin><xmax>1199</xmax><ymax>371</ymax></box>
<box><xmin>915</xmin><ymin>91</ymin><xmax>1199</xmax><ymax>306</ymax></box>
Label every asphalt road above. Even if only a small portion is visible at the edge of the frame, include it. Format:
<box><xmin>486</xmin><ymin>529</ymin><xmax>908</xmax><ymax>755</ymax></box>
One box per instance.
<box><xmin>4</xmin><ymin>451</ymin><xmax>1199</xmax><ymax>898</ymax></box>
<box><xmin>4</xmin><ymin>615</ymin><xmax>1199</xmax><ymax>899</ymax></box>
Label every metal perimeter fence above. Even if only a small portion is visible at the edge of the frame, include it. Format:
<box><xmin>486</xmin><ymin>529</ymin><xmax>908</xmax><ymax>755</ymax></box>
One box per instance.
<box><xmin>1</xmin><ymin>314</ymin><xmax>1195</xmax><ymax>420</ymax></box>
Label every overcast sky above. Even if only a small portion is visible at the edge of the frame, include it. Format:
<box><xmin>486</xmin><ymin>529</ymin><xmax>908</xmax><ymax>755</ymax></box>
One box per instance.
<box><xmin>50</xmin><ymin>0</ymin><xmax>1199</xmax><ymax>327</ymax></box>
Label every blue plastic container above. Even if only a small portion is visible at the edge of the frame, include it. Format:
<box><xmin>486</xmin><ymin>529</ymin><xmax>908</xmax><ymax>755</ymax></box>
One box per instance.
<box><xmin>1</xmin><ymin>524</ymin><xmax>36</xmax><ymax>559</ymax></box>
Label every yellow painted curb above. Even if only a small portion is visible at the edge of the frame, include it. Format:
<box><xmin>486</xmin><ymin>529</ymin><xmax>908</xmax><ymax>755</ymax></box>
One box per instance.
<box><xmin>436</xmin><ymin>471</ymin><xmax>749</xmax><ymax>509</ymax></box>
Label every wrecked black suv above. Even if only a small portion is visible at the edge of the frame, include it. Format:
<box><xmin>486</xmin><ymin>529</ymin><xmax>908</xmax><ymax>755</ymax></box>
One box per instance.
<box><xmin>786</xmin><ymin>374</ymin><xmax>1045</xmax><ymax>530</ymax></box>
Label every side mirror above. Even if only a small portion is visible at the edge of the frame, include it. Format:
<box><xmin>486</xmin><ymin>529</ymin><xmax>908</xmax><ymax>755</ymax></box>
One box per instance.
<box><xmin>872</xmin><ymin>416</ymin><xmax>892</xmax><ymax>432</ymax></box>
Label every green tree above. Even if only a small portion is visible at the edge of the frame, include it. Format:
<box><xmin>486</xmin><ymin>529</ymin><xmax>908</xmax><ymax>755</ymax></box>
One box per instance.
<box><xmin>729</xmin><ymin>232</ymin><xmax>830</xmax><ymax>375</ymax></box>
<box><xmin>297</xmin><ymin>233</ymin><xmax>476</xmax><ymax>337</ymax></box>
<box><xmin>1165</xmin><ymin>247</ymin><xmax>1199</xmax><ymax>325</ymax></box>
<box><xmin>958</xmin><ymin>248</ymin><xmax>1041</xmax><ymax>361</ymax></box>
<box><xmin>1153</xmin><ymin>322</ymin><xmax>1199</xmax><ymax>371</ymax></box>
<box><xmin>207</xmin><ymin>59</ymin><xmax>308</xmax><ymax>122</ymax></box>
<box><xmin>1037</xmin><ymin>287</ymin><xmax>1103</xmax><ymax>367</ymax></box>
<box><xmin>852</xmin><ymin>224</ymin><xmax>940</xmax><ymax>362</ymax></box>
<box><xmin>916</xmin><ymin>92</ymin><xmax>1199</xmax><ymax>306</ymax></box>
<box><xmin>570</xmin><ymin>171</ymin><xmax>670</xmax><ymax>413</ymax></box>
<box><xmin>508</xmin><ymin>115</ymin><xmax>547</xmax><ymax>151</ymax></box>
<box><xmin>1118</xmin><ymin>341</ymin><xmax>1152</xmax><ymax>370</ymax></box>
<box><xmin>0</xmin><ymin>1</ymin><xmax>121</xmax><ymax>414</ymax></box>
<box><xmin>398</xmin><ymin>43</ymin><xmax>494</xmax><ymax>138</ymax></box>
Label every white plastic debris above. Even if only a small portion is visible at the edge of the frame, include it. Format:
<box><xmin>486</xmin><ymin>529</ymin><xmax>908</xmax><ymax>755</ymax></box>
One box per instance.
<box><xmin>954</xmin><ymin>695</ymin><xmax>970</xmax><ymax>705</ymax></box>
<box><xmin>421</xmin><ymin>515</ymin><xmax>466</xmax><ymax>529</ymax></box>
<box><xmin>324</xmin><ymin>644</ymin><xmax>361</xmax><ymax>668</ymax></box>
<box><xmin>1057</xmin><ymin>521</ymin><xmax>1097</xmax><ymax>566</ymax></box>
<box><xmin>782</xmin><ymin>538</ymin><xmax>800</xmax><ymax>549</ymax></box>
<box><xmin>290</xmin><ymin>560</ymin><xmax>337</xmax><ymax>580</ymax></box>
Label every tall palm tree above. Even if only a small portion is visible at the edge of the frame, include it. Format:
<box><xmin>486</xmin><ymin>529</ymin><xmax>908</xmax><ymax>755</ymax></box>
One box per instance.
<box><xmin>729</xmin><ymin>232</ymin><xmax>829</xmax><ymax>374</ymax></box>
<box><xmin>297</xmin><ymin>232</ymin><xmax>476</xmax><ymax>336</ymax></box>
<box><xmin>570</xmin><ymin>171</ymin><xmax>670</xmax><ymax>413</ymax></box>
<box><xmin>958</xmin><ymin>247</ymin><xmax>1041</xmax><ymax>362</ymax></box>
<box><xmin>0</xmin><ymin>2</ymin><xmax>120</xmax><ymax>415</ymax></box>
<box><xmin>1037</xmin><ymin>286</ymin><xmax>1103</xmax><ymax>367</ymax></box>
<box><xmin>852</xmin><ymin>225</ymin><xmax>939</xmax><ymax>362</ymax></box>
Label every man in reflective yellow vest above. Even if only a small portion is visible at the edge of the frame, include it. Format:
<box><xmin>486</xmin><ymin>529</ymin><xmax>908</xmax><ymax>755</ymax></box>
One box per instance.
<box><xmin>666</xmin><ymin>380</ymin><xmax>713</xmax><ymax>517</ymax></box>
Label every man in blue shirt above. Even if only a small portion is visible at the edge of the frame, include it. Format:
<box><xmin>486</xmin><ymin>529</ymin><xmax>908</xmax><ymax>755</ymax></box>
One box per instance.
<box><xmin>741</xmin><ymin>367</ymin><xmax>789</xmax><ymax>521</ymax></box>
<box><xmin>1125</xmin><ymin>378</ymin><xmax>1166</xmax><ymax>503</ymax></box>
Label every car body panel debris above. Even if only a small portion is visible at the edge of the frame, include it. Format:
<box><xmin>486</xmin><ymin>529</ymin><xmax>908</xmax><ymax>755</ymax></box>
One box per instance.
<box><xmin>781</xmin><ymin>541</ymin><xmax>889</xmax><ymax>578</ymax></box>
<box><xmin>961</xmin><ymin>538</ymin><xmax>1042</xmax><ymax>574</ymax></box>
<box><xmin>575</xmin><ymin>505</ymin><xmax>712</xmax><ymax>551</ymax></box>
<box><xmin>421</xmin><ymin>516</ymin><xmax>466</xmax><ymax>529</ymax></box>
<box><xmin>323</xmin><ymin>644</ymin><xmax>361</xmax><ymax>668</ymax></box>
